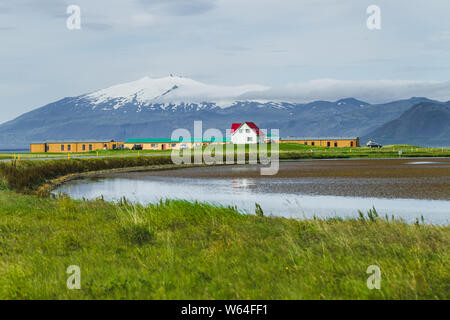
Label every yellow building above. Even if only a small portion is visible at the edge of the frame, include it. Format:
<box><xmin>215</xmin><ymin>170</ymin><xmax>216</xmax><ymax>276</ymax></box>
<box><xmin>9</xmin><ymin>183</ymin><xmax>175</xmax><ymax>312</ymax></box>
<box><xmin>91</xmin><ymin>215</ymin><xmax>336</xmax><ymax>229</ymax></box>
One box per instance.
<box><xmin>124</xmin><ymin>138</ymin><xmax>230</xmax><ymax>150</ymax></box>
<box><xmin>280</xmin><ymin>137</ymin><xmax>360</xmax><ymax>147</ymax></box>
<box><xmin>30</xmin><ymin>140</ymin><xmax>124</xmax><ymax>153</ymax></box>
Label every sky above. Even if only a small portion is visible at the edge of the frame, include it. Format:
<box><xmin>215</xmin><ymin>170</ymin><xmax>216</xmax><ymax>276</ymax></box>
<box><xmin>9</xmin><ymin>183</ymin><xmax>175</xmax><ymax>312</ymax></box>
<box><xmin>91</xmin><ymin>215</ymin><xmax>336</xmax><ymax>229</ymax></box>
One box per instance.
<box><xmin>1</xmin><ymin>0</ymin><xmax>450</xmax><ymax>123</ymax></box>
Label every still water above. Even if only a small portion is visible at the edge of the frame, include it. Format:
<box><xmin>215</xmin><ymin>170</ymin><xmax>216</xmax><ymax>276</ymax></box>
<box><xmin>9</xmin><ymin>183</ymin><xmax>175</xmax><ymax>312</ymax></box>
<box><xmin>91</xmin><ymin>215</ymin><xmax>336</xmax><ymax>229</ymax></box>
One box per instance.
<box><xmin>53</xmin><ymin>159</ymin><xmax>450</xmax><ymax>224</ymax></box>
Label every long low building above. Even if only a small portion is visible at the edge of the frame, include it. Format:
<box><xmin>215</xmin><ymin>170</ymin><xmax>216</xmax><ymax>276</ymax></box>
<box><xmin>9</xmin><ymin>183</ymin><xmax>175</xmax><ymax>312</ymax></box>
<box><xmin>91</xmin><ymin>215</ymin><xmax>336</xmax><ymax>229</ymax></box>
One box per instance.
<box><xmin>29</xmin><ymin>123</ymin><xmax>359</xmax><ymax>153</ymax></box>
<box><xmin>124</xmin><ymin>137</ymin><xmax>230</xmax><ymax>150</ymax></box>
<box><xmin>30</xmin><ymin>136</ymin><xmax>359</xmax><ymax>152</ymax></box>
<box><xmin>280</xmin><ymin>137</ymin><xmax>360</xmax><ymax>147</ymax></box>
<box><xmin>30</xmin><ymin>140</ymin><xmax>124</xmax><ymax>153</ymax></box>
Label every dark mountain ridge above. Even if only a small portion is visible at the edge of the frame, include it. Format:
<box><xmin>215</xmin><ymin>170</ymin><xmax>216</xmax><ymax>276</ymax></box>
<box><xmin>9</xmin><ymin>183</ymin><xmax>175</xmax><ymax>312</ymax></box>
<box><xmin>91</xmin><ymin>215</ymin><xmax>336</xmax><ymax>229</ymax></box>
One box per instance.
<box><xmin>363</xmin><ymin>102</ymin><xmax>450</xmax><ymax>146</ymax></box>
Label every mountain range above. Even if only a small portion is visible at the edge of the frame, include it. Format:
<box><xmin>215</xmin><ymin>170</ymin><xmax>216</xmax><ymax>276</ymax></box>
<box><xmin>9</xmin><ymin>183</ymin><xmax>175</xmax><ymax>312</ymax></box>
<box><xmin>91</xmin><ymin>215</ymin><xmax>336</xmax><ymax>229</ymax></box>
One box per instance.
<box><xmin>0</xmin><ymin>75</ymin><xmax>449</xmax><ymax>148</ymax></box>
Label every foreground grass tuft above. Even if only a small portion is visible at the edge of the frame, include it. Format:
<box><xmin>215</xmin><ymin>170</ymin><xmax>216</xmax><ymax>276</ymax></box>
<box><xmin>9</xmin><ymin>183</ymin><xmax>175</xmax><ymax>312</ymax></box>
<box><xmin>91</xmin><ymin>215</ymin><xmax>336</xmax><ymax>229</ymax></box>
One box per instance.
<box><xmin>0</xmin><ymin>190</ymin><xmax>448</xmax><ymax>299</ymax></box>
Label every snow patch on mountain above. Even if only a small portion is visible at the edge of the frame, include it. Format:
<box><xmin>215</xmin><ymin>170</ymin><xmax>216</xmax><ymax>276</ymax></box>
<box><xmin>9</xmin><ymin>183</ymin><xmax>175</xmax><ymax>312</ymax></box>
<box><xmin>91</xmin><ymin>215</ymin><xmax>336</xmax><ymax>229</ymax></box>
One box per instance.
<box><xmin>85</xmin><ymin>75</ymin><xmax>269</xmax><ymax>109</ymax></box>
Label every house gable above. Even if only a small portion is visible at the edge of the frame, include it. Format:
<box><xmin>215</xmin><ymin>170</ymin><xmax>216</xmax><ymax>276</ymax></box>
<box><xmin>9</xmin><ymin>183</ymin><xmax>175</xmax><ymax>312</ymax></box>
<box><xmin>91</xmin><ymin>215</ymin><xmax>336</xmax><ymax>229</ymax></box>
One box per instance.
<box><xmin>230</xmin><ymin>122</ymin><xmax>265</xmax><ymax>144</ymax></box>
<box><xmin>230</xmin><ymin>122</ymin><xmax>264</xmax><ymax>136</ymax></box>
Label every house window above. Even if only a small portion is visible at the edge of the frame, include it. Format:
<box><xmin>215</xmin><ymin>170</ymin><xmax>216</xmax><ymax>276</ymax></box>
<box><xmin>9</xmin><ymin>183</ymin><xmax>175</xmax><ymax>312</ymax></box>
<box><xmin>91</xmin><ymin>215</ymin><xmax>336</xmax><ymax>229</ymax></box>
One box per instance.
<box><xmin>239</xmin><ymin>129</ymin><xmax>243</xmax><ymax>133</ymax></box>
<box><xmin>89</xmin><ymin>144</ymin><xmax>92</xmax><ymax>151</ymax></box>
<box><xmin>350</xmin><ymin>141</ymin><xmax>354</xmax><ymax>147</ymax></box>
<box><xmin>311</xmin><ymin>142</ymin><xmax>315</xmax><ymax>146</ymax></box>
<box><xmin>171</xmin><ymin>144</ymin><xmax>176</xmax><ymax>147</ymax></box>
<box><xmin>61</xmin><ymin>145</ymin><xmax>64</xmax><ymax>151</ymax></box>
<box><xmin>82</xmin><ymin>145</ymin><xmax>86</xmax><ymax>151</ymax></box>
<box><xmin>247</xmin><ymin>137</ymin><xmax>253</xmax><ymax>142</ymax></box>
<box><xmin>246</xmin><ymin>129</ymin><xmax>250</xmax><ymax>133</ymax></box>
<box><xmin>334</xmin><ymin>142</ymin><xmax>338</xmax><ymax>147</ymax></box>
<box><xmin>304</xmin><ymin>142</ymin><xmax>307</xmax><ymax>145</ymax></box>
<box><xmin>151</xmin><ymin>144</ymin><xmax>157</xmax><ymax>147</ymax></box>
<box><xmin>45</xmin><ymin>145</ymin><xmax>49</xmax><ymax>152</ymax></box>
<box><xmin>327</xmin><ymin>142</ymin><xmax>331</xmax><ymax>147</ymax></box>
<box><xmin>68</xmin><ymin>145</ymin><xmax>71</xmax><ymax>151</ymax></box>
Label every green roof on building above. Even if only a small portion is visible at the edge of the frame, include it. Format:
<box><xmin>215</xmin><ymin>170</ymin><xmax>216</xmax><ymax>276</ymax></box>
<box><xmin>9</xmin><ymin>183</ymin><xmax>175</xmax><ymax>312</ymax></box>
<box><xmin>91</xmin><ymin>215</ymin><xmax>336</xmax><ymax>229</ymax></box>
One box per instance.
<box><xmin>125</xmin><ymin>137</ymin><xmax>230</xmax><ymax>144</ymax></box>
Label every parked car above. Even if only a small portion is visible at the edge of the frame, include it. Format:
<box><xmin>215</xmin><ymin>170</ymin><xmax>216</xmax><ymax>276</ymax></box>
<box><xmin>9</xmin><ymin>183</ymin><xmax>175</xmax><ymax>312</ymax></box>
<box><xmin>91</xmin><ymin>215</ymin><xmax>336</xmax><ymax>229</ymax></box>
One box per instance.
<box><xmin>366</xmin><ymin>141</ymin><xmax>382</xmax><ymax>148</ymax></box>
<box><xmin>113</xmin><ymin>144</ymin><xmax>127</xmax><ymax>150</ymax></box>
<box><xmin>131</xmin><ymin>144</ymin><xmax>143</xmax><ymax>150</ymax></box>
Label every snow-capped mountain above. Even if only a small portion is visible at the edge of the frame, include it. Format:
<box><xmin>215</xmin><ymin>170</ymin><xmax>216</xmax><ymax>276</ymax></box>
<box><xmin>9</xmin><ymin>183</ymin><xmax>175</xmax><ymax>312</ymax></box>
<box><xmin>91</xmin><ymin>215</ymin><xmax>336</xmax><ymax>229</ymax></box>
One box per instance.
<box><xmin>0</xmin><ymin>75</ymin><xmax>444</xmax><ymax>148</ymax></box>
<box><xmin>84</xmin><ymin>75</ymin><xmax>269</xmax><ymax>110</ymax></box>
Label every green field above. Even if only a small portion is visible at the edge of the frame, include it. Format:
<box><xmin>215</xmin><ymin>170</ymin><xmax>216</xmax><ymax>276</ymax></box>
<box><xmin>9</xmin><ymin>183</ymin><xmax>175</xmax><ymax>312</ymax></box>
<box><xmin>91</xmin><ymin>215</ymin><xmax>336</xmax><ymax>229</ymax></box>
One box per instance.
<box><xmin>1</xmin><ymin>144</ymin><xmax>449</xmax><ymax>160</ymax></box>
<box><xmin>0</xmin><ymin>191</ymin><xmax>448</xmax><ymax>299</ymax></box>
<box><xmin>0</xmin><ymin>148</ymin><xmax>173</xmax><ymax>160</ymax></box>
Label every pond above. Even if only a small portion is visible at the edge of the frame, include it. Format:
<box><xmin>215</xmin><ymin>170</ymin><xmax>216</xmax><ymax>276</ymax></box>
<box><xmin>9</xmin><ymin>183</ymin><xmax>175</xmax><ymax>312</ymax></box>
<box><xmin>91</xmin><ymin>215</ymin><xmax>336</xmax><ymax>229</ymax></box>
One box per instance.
<box><xmin>52</xmin><ymin>158</ymin><xmax>450</xmax><ymax>224</ymax></box>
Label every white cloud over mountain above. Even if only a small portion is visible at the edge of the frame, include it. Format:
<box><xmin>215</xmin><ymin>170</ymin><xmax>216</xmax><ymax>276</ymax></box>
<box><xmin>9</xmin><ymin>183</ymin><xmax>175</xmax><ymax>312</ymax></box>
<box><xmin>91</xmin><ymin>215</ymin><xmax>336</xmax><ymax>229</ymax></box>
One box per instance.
<box><xmin>239</xmin><ymin>79</ymin><xmax>450</xmax><ymax>104</ymax></box>
<box><xmin>85</xmin><ymin>76</ymin><xmax>450</xmax><ymax>107</ymax></box>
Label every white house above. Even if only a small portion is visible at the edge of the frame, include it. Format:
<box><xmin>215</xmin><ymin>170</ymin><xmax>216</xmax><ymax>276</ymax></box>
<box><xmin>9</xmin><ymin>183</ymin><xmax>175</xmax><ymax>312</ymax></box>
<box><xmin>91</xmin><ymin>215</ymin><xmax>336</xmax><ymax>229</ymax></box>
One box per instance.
<box><xmin>230</xmin><ymin>122</ymin><xmax>265</xmax><ymax>144</ymax></box>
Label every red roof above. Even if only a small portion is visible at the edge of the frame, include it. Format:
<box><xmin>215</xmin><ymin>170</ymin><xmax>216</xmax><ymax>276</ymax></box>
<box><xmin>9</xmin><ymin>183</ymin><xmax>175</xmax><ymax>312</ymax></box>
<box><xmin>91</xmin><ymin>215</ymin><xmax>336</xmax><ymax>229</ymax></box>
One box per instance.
<box><xmin>230</xmin><ymin>122</ymin><xmax>263</xmax><ymax>136</ymax></box>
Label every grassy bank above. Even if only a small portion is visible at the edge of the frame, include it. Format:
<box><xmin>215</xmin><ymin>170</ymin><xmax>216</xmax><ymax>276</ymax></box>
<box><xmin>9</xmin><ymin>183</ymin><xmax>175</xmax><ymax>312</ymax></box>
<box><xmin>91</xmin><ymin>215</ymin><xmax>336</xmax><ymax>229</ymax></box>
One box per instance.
<box><xmin>0</xmin><ymin>190</ymin><xmax>448</xmax><ymax>299</ymax></box>
<box><xmin>0</xmin><ymin>148</ymin><xmax>173</xmax><ymax>159</ymax></box>
<box><xmin>0</xmin><ymin>156</ymin><xmax>175</xmax><ymax>194</ymax></box>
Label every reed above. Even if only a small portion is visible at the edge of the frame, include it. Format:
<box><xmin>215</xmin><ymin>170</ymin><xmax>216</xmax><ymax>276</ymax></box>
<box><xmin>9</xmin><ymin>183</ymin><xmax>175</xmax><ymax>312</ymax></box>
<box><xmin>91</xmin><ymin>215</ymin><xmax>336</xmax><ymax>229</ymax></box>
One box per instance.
<box><xmin>0</xmin><ymin>157</ymin><xmax>173</xmax><ymax>193</ymax></box>
<box><xmin>0</xmin><ymin>191</ymin><xmax>448</xmax><ymax>299</ymax></box>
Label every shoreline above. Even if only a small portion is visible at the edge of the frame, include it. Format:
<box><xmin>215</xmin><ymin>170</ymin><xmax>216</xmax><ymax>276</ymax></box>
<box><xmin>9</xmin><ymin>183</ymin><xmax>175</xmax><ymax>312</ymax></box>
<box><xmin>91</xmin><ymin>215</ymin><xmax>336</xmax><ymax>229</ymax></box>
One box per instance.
<box><xmin>37</xmin><ymin>163</ymin><xmax>210</xmax><ymax>196</ymax></box>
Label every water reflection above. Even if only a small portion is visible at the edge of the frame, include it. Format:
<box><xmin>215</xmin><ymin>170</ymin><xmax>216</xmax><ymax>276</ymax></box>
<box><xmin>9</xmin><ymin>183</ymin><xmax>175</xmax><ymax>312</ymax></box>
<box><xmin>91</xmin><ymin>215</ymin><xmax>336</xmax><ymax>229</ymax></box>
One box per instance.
<box><xmin>407</xmin><ymin>161</ymin><xmax>442</xmax><ymax>165</ymax></box>
<box><xmin>231</xmin><ymin>178</ymin><xmax>256</xmax><ymax>192</ymax></box>
<box><xmin>53</xmin><ymin>176</ymin><xmax>450</xmax><ymax>225</ymax></box>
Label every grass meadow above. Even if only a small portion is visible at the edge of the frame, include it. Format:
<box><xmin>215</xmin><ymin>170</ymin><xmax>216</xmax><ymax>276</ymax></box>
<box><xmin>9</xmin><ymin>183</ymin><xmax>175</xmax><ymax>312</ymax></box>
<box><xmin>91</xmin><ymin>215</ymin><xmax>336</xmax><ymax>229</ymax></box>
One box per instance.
<box><xmin>1</xmin><ymin>144</ymin><xmax>449</xmax><ymax>160</ymax></box>
<box><xmin>0</xmin><ymin>191</ymin><xmax>448</xmax><ymax>299</ymax></box>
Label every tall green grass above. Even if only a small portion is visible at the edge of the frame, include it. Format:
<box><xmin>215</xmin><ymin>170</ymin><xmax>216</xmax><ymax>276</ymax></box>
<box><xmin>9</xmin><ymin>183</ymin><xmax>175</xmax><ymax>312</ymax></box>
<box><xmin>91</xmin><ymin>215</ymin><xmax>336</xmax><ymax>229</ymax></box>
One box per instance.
<box><xmin>0</xmin><ymin>157</ymin><xmax>173</xmax><ymax>193</ymax></box>
<box><xmin>0</xmin><ymin>191</ymin><xmax>448</xmax><ymax>299</ymax></box>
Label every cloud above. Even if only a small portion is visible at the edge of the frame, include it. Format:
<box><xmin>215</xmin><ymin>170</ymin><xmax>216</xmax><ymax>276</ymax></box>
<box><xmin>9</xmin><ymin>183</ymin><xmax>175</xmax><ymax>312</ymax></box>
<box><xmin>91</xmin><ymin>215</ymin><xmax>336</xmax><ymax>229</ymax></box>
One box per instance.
<box><xmin>13</xmin><ymin>0</ymin><xmax>68</xmax><ymax>16</ymax></box>
<box><xmin>430</xmin><ymin>31</ymin><xmax>450</xmax><ymax>42</ymax></box>
<box><xmin>138</xmin><ymin>0</ymin><xmax>217</xmax><ymax>16</ymax></box>
<box><xmin>83</xmin><ymin>22</ymin><xmax>113</xmax><ymax>31</ymax></box>
<box><xmin>0</xmin><ymin>7</ymin><xmax>12</xmax><ymax>14</ymax></box>
<box><xmin>428</xmin><ymin>31</ymin><xmax>450</xmax><ymax>51</ymax></box>
<box><xmin>238</xmin><ymin>79</ymin><xmax>450</xmax><ymax>104</ymax></box>
<box><xmin>214</xmin><ymin>44</ymin><xmax>252</xmax><ymax>52</ymax></box>
<box><xmin>131</xmin><ymin>13</ymin><xmax>156</xmax><ymax>27</ymax></box>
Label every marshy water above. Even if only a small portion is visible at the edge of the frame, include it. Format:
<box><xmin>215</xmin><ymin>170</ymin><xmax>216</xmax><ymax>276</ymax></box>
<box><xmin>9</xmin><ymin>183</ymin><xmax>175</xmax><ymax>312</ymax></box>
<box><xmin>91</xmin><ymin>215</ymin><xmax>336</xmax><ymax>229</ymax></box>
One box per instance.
<box><xmin>53</xmin><ymin>158</ymin><xmax>450</xmax><ymax>224</ymax></box>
